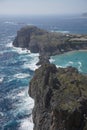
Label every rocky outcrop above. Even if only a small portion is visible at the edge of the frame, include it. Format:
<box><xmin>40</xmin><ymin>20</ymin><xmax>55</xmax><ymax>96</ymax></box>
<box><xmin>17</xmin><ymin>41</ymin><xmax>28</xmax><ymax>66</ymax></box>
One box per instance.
<box><xmin>13</xmin><ymin>26</ymin><xmax>48</xmax><ymax>53</ymax></box>
<box><xmin>13</xmin><ymin>26</ymin><xmax>87</xmax><ymax>64</ymax></box>
<box><xmin>13</xmin><ymin>26</ymin><xmax>87</xmax><ymax>129</ymax></box>
<box><xmin>29</xmin><ymin>63</ymin><xmax>87</xmax><ymax>130</ymax></box>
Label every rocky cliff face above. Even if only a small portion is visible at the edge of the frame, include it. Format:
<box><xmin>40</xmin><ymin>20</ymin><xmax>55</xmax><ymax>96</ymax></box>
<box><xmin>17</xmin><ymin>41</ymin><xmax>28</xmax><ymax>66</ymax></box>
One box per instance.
<box><xmin>13</xmin><ymin>26</ymin><xmax>87</xmax><ymax>55</ymax></box>
<box><xmin>13</xmin><ymin>26</ymin><xmax>87</xmax><ymax>64</ymax></box>
<box><xmin>13</xmin><ymin>26</ymin><xmax>48</xmax><ymax>53</ymax></box>
<box><xmin>29</xmin><ymin>63</ymin><xmax>87</xmax><ymax>130</ymax></box>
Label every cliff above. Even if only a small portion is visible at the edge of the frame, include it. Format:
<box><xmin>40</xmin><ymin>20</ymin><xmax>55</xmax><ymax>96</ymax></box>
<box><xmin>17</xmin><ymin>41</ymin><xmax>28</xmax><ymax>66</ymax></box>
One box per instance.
<box><xmin>13</xmin><ymin>26</ymin><xmax>87</xmax><ymax>129</ymax></box>
<box><xmin>13</xmin><ymin>26</ymin><xmax>87</xmax><ymax>64</ymax></box>
<box><xmin>29</xmin><ymin>63</ymin><xmax>87</xmax><ymax>130</ymax></box>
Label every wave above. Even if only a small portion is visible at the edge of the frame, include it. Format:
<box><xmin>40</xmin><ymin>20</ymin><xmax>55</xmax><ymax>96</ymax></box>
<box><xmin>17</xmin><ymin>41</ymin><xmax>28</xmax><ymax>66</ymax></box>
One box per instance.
<box><xmin>78</xmin><ymin>61</ymin><xmax>82</xmax><ymax>72</ymax></box>
<box><xmin>0</xmin><ymin>112</ymin><xmax>4</xmax><ymax>117</ymax></box>
<box><xmin>13</xmin><ymin>73</ymin><xmax>30</xmax><ymax>79</ymax></box>
<box><xmin>22</xmin><ymin>53</ymin><xmax>39</xmax><ymax>71</ymax></box>
<box><xmin>67</xmin><ymin>61</ymin><xmax>82</xmax><ymax>72</ymax></box>
<box><xmin>8</xmin><ymin>35</ymin><xmax>15</xmax><ymax>38</ymax></box>
<box><xmin>6</xmin><ymin>41</ymin><xmax>31</xmax><ymax>54</ymax></box>
<box><xmin>0</xmin><ymin>77</ymin><xmax>4</xmax><ymax>83</ymax></box>
<box><xmin>29</xmin><ymin>53</ymin><xmax>39</xmax><ymax>57</ymax></box>
<box><xmin>19</xmin><ymin>117</ymin><xmax>33</xmax><ymax>130</ymax></box>
<box><xmin>49</xmin><ymin>58</ymin><xmax>55</xmax><ymax>63</ymax></box>
<box><xmin>6</xmin><ymin>42</ymin><xmax>13</xmax><ymax>48</ymax></box>
<box><xmin>11</xmin><ymin>45</ymin><xmax>31</xmax><ymax>54</ymax></box>
<box><xmin>68</xmin><ymin>61</ymin><xmax>74</xmax><ymax>65</ymax></box>
<box><xmin>78</xmin><ymin>61</ymin><xmax>82</xmax><ymax>66</ymax></box>
<box><xmin>6</xmin><ymin>87</ymin><xmax>34</xmax><ymax>118</ymax></box>
<box><xmin>23</xmin><ymin>63</ymin><xmax>39</xmax><ymax>71</ymax></box>
<box><xmin>6</xmin><ymin>41</ymin><xmax>39</xmax><ymax>71</ymax></box>
<box><xmin>2</xmin><ymin>41</ymin><xmax>39</xmax><ymax>129</ymax></box>
<box><xmin>4</xmin><ymin>87</ymin><xmax>34</xmax><ymax>130</ymax></box>
<box><xmin>56</xmin><ymin>65</ymin><xmax>64</xmax><ymax>68</ymax></box>
<box><xmin>65</xmin><ymin>61</ymin><xmax>74</xmax><ymax>67</ymax></box>
<box><xmin>4</xmin><ymin>21</ymin><xmax>18</xmax><ymax>25</ymax></box>
<box><xmin>51</xmin><ymin>30</ymin><xmax>69</xmax><ymax>34</ymax></box>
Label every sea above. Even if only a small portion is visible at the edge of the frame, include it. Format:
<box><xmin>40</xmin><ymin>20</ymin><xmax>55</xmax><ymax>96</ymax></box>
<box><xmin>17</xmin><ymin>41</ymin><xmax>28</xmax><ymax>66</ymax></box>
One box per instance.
<box><xmin>0</xmin><ymin>15</ymin><xmax>87</xmax><ymax>130</ymax></box>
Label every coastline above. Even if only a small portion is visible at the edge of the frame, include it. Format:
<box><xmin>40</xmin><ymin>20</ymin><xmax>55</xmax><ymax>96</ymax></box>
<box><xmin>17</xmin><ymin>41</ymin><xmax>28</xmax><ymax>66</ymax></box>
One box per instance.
<box><xmin>12</xmin><ymin>26</ymin><xmax>87</xmax><ymax>130</ymax></box>
<box><xmin>10</xmin><ymin>40</ymin><xmax>87</xmax><ymax>66</ymax></box>
<box><xmin>12</xmin><ymin>26</ymin><xmax>87</xmax><ymax>65</ymax></box>
<box><xmin>51</xmin><ymin>49</ymin><xmax>87</xmax><ymax>56</ymax></box>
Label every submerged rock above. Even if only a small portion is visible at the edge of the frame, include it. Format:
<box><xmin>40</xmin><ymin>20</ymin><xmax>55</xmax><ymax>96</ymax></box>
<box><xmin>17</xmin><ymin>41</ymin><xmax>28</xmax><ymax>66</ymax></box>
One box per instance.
<box><xmin>29</xmin><ymin>63</ymin><xmax>87</xmax><ymax>130</ymax></box>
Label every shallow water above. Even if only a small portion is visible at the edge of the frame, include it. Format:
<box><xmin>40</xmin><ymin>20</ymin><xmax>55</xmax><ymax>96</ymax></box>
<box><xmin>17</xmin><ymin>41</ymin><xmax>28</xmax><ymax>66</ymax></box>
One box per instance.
<box><xmin>51</xmin><ymin>51</ymin><xmax>87</xmax><ymax>74</ymax></box>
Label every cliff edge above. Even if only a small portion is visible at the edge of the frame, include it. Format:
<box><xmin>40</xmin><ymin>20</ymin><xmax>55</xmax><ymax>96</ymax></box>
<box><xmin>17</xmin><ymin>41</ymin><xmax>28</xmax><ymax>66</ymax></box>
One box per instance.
<box><xmin>29</xmin><ymin>63</ymin><xmax>87</xmax><ymax>130</ymax></box>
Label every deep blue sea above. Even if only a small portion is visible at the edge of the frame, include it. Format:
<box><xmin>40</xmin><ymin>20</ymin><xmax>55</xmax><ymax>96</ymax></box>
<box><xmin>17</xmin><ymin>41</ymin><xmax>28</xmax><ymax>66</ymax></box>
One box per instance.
<box><xmin>0</xmin><ymin>15</ymin><xmax>87</xmax><ymax>130</ymax></box>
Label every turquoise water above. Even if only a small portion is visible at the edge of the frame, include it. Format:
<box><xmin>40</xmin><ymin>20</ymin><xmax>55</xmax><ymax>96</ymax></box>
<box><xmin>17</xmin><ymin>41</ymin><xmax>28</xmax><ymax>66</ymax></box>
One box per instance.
<box><xmin>51</xmin><ymin>51</ymin><xmax>87</xmax><ymax>74</ymax></box>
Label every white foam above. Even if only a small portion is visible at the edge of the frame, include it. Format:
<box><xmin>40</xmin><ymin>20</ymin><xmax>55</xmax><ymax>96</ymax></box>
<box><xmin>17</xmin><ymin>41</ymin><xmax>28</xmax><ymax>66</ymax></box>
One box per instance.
<box><xmin>0</xmin><ymin>112</ymin><xmax>4</xmax><ymax>117</ymax></box>
<box><xmin>56</xmin><ymin>65</ymin><xmax>64</xmax><ymax>68</ymax></box>
<box><xmin>64</xmin><ymin>61</ymin><xmax>74</xmax><ymax>68</ymax></box>
<box><xmin>6</xmin><ymin>41</ymin><xmax>29</xmax><ymax>54</ymax></box>
<box><xmin>78</xmin><ymin>61</ymin><xmax>82</xmax><ymax>71</ymax></box>
<box><xmin>29</xmin><ymin>53</ymin><xmax>39</xmax><ymax>57</ymax></box>
<box><xmin>14</xmin><ymin>95</ymin><xmax>34</xmax><ymax>115</ymax></box>
<box><xmin>6</xmin><ymin>42</ymin><xmax>31</xmax><ymax>54</ymax></box>
<box><xmin>14</xmin><ymin>73</ymin><xmax>30</xmax><ymax>79</ymax></box>
<box><xmin>19</xmin><ymin>117</ymin><xmax>34</xmax><ymax>130</ymax></box>
<box><xmin>6</xmin><ymin>42</ymin><xmax>13</xmax><ymax>48</ymax></box>
<box><xmin>12</xmin><ymin>47</ymin><xmax>31</xmax><ymax>54</ymax></box>
<box><xmin>6</xmin><ymin>42</ymin><xmax>39</xmax><ymax>71</ymax></box>
<box><xmin>51</xmin><ymin>30</ymin><xmax>69</xmax><ymax>34</ymax></box>
<box><xmin>78</xmin><ymin>61</ymin><xmax>82</xmax><ymax>66</ymax></box>
<box><xmin>10</xmin><ymin>87</ymin><xmax>34</xmax><ymax>114</ymax></box>
<box><xmin>68</xmin><ymin>61</ymin><xmax>74</xmax><ymax>65</ymax></box>
<box><xmin>22</xmin><ymin>53</ymin><xmax>39</xmax><ymax>71</ymax></box>
<box><xmin>49</xmin><ymin>58</ymin><xmax>55</xmax><ymax>63</ymax></box>
<box><xmin>17</xmin><ymin>91</ymin><xmax>26</xmax><ymax>97</ymax></box>
<box><xmin>23</xmin><ymin>62</ymin><xmax>39</xmax><ymax>71</ymax></box>
<box><xmin>4</xmin><ymin>21</ymin><xmax>18</xmax><ymax>25</ymax></box>
<box><xmin>0</xmin><ymin>77</ymin><xmax>4</xmax><ymax>83</ymax></box>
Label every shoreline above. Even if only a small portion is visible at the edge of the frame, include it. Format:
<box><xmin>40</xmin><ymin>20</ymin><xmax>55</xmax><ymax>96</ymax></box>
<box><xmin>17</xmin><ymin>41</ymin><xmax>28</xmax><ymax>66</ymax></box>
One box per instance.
<box><xmin>46</xmin><ymin>49</ymin><xmax>87</xmax><ymax>66</ymax></box>
<box><xmin>12</xmin><ymin>26</ymin><xmax>87</xmax><ymax>130</ymax></box>
<box><xmin>11</xmin><ymin>45</ymin><xmax>87</xmax><ymax>66</ymax></box>
<box><xmin>12</xmin><ymin>26</ymin><xmax>87</xmax><ymax>65</ymax></box>
<box><xmin>51</xmin><ymin>49</ymin><xmax>87</xmax><ymax>56</ymax></box>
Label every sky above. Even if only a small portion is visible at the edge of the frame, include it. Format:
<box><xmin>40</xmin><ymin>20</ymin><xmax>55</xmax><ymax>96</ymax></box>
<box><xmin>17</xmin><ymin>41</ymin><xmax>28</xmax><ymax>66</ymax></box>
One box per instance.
<box><xmin>0</xmin><ymin>0</ymin><xmax>87</xmax><ymax>15</ymax></box>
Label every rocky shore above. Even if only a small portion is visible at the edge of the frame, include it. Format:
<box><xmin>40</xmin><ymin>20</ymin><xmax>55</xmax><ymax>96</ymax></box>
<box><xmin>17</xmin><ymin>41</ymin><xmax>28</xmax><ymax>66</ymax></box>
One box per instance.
<box><xmin>13</xmin><ymin>26</ymin><xmax>87</xmax><ymax>65</ymax></box>
<box><xmin>13</xmin><ymin>26</ymin><xmax>87</xmax><ymax>130</ymax></box>
<box><xmin>29</xmin><ymin>63</ymin><xmax>87</xmax><ymax>130</ymax></box>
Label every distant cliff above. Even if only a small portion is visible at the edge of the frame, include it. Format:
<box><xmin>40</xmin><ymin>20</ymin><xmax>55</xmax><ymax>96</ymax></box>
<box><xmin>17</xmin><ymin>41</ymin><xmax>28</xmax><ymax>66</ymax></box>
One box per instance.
<box><xmin>13</xmin><ymin>26</ymin><xmax>87</xmax><ymax>64</ymax></box>
<box><xmin>29</xmin><ymin>63</ymin><xmax>87</xmax><ymax>130</ymax></box>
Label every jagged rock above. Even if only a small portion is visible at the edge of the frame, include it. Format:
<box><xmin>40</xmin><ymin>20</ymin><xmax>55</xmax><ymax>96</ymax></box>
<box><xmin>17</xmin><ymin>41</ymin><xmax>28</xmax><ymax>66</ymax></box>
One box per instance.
<box><xmin>29</xmin><ymin>63</ymin><xmax>87</xmax><ymax>130</ymax></box>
